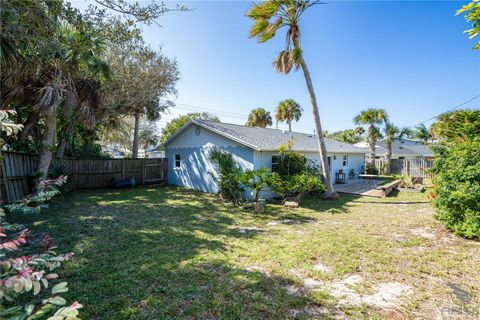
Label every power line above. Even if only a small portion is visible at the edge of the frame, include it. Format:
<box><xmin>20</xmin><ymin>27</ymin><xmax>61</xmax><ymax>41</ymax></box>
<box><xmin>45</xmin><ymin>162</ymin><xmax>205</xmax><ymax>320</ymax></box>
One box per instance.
<box><xmin>406</xmin><ymin>94</ymin><xmax>480</xmax><ymax>129</ymax></box>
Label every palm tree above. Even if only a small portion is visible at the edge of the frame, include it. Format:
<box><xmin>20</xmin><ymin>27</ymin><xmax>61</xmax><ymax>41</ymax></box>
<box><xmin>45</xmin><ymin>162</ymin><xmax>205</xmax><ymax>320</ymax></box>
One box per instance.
<box><xmin>275</xmin><ymin>99</ymin><xmax>302</xmax><ymax>131</ymax></box>
<box><xmin>414</xmin><ymin>124</ymin><xmax>431</xmax><ymax>143</ymax></box>
<box><xmin>246</xmin><ymin>108</ymin><xmax>273</xmax><ymax>127</ymax></box>
<box><xmin>247</xmin><ymin>0</ymin><xmax>338</xmax><ymax>199</ymax></box>
<box><xmin>353</xmin><ymin>108</ymin><xmax>389</xmax><ymax>166</ymax></box>
<box><xmin>383</xmin><ymin>121</ymin><xmax>399</xmax><ymax>175</ymax></box>
<box><xmin>398</xmin><ymin>127</ymin><xmax>413</xmax><ymax>140</ymax></box>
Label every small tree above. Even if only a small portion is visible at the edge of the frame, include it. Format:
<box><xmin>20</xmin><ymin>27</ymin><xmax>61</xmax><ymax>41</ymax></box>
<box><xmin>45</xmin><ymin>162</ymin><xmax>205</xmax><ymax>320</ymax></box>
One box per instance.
<box><xmin>240</xmin><ymin>168</ymin><xmax>273</xmax><ymax>202</ymax></box>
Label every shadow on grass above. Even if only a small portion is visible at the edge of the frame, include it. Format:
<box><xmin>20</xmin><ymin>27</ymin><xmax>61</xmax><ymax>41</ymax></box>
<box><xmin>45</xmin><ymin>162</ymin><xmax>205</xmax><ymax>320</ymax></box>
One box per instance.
<box><xmin>10</xmin><ymin>186</ymin><xmax>336</xmax><ymax>319</ymax></box>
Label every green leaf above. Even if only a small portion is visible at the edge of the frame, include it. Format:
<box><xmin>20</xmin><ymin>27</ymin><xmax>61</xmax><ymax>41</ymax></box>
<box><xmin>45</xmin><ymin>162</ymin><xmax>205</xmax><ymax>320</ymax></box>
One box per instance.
<box><xmin>51</xmin><ymin>282</ymin><xmax>68</xmax><ymax>294</ymax></box>
<box><xmin>33</xmin><ymin>281</ymin><xmax>41</xmax><ymax>296</ymax></box>
<box><xmin>46</xmin><ymin>296</ymin><xmax>66</xmax><ymax>306</ymax></box>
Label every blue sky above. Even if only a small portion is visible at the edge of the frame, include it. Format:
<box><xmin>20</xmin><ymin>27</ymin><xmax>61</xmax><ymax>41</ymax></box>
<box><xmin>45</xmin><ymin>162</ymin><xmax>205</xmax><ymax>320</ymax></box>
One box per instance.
<box><xmin>76</xmin><ymin>1</ymin><xmax>480</xmax><ymax>134</ymax></box>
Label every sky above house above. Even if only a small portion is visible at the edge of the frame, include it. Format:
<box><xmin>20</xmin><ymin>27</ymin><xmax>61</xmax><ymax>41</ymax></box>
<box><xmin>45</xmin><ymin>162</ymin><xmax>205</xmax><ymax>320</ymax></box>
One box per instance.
<box><xmin>75</xmin><ymin>0</ymin><xmax>480</xmax><ymax>134</ymax></box>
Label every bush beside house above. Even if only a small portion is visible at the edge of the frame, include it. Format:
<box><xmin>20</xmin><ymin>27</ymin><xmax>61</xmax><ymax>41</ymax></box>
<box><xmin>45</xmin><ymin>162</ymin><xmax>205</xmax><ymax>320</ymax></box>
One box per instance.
<box><xmin>430</xmin><ymin>138</ymin><xmax>480</xmax><ymax>238</ymax></box>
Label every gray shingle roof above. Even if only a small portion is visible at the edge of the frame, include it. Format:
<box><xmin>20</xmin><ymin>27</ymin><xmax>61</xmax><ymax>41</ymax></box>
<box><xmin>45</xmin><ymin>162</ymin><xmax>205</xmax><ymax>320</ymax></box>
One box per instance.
<box><xmin>374</xmin><ymin>140</ymin><xmax>434</xmax><ymax>157</ymax></box>
<box><xmin>166</xmin><ymin>119</ymin><xmax>366</xmax><ymax>154</ymax></box>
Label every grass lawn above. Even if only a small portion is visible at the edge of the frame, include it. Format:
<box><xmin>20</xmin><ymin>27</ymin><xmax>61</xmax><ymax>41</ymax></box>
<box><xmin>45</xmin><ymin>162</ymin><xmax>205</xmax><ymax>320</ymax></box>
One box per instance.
<box><xmin>14</xmin><ymin>187</ymin><xmax>479</xmax><ymax>319</ymax></box>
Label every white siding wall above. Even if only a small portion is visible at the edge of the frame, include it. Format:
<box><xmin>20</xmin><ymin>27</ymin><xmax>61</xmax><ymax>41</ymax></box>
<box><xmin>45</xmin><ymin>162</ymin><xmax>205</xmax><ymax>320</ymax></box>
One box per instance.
<box><xmin>253</xmin><ymin>151</ymin><xmax>365</xmax><ymax>182</ymax></box>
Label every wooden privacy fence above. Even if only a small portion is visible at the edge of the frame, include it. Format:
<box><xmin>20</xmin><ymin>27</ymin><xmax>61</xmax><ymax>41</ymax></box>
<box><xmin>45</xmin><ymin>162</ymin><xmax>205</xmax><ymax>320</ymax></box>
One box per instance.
<box><xmin>374</xmin><ymin>158</ymin><xmax>433</xmax><ymax>177</ymax></box>
<box><xmin>0</xmin><ymin>151</ymin><xmax>167</xmax><ymax>204</ymax></box>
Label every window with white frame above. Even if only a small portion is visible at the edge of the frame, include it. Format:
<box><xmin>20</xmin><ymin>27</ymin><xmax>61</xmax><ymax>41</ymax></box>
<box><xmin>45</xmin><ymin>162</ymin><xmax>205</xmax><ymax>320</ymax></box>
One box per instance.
<box><xmin>342</xmin><ymin>155</ymin><xmax>348</xmax><ymax>166</ymax></box>
<box><xmin>175</xmin><ymin>154</ymin><xmax>181</xmax><ymax>168</ymax></box>
<box><xmin>271</xmin><ymin>154</ymin><xmax>281</xmax><ymax>172</ymax></box>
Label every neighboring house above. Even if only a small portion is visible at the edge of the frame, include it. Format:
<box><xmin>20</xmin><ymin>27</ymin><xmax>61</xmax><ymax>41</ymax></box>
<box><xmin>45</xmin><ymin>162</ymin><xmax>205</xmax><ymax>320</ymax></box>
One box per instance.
<box><xmin>145</xmin><ymin>146</ymin><xmax>165</xmax><ymax>158</ymax></box>
<box><xmin>102</xmin><ymin>145</ymin><xmax>127</xmax><ymax>159</ymax></box>
<box><xmin>162</xmin><ymin>119</ymin><xmax>367</xmax><ymax>195</ymax></box>
<box><xmin>354</xmin><ymin>139</ymin><xmax>434</xmax><ymax>160</ymax></box>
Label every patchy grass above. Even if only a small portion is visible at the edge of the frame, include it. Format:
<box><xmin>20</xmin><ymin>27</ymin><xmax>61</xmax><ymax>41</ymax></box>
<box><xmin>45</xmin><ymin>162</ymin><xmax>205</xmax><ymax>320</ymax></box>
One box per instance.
<box><xmin>12</xmin><ymin>187</ymin><xmax>480</xmax><ymax>319</ymax></box>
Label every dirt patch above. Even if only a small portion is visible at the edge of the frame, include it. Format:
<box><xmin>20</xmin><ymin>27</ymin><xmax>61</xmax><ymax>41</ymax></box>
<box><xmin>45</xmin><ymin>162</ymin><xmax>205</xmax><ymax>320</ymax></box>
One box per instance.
<box><xmin>313</xmin><ymin>262</ymin><xmax>333</xmax><ymax>273</ymax></box>
<box><xmin>410</xmin><ymin>227</ymin><xmax>436</xmax><ymax>239</ymax></box>
<box><xmin>285</xmin><ymin>273</ymin><xmax>412</xmax><ymax>310</ymax></box>
<box><xmin>230</xmin><ymin>226</ymin><xmax>265</xmax><ymax>234</ymax></box>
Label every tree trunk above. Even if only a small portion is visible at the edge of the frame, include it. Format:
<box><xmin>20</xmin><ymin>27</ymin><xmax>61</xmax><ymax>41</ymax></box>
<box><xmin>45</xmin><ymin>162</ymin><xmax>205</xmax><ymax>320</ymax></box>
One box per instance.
<box><xmin>132</xmin><ymin>113</ymin><xmax>141</xmax><ymax>158</ymax></box>
<box><xmin>367</xmin><ymin>125</ymin><xmax>376</xmax><ymax>165</ymax></box>
<box><xmin>384</xmin><ymin>142</ymin><xmax>392</xmax><ymax>175</ymax></box>
<box><xmin>18</xmin><ymin>112</ymin><xmax>39</xmax><ymax>141</ymax></box>
<box><xmin>37</xmin><ymin>109</ymin><xmax>57</xmax><ymax>179</ymax></box>
<box><xmin>276</xmin><ymin>120</ymin><xmax>278</xmax><ymax>130</ymax></box>
<box><xmin>288</xmin><ymin>119</ymin><xmax>291</xmax><ymax>132</ymax></box>
<box><xmin>300</xmin><ymin>59</ymin><xmax>338</xmax><ymax>199</ymax></box>
<box><xmin>56</xmin><ymin>122</ymin><xmax>74</xmax><ymax>157</ymax></box>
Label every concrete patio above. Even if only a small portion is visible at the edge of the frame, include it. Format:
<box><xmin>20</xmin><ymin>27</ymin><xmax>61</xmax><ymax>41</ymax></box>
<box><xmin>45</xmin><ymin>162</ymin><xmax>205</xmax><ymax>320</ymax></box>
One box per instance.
<box><xmin>334</xmin><ymin>179</ymin><xmax>384</xmax><ymax>197</ymax></box>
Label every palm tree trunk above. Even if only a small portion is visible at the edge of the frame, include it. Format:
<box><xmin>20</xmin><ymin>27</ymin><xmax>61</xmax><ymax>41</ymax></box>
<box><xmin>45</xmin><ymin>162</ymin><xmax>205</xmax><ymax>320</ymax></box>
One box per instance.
<box><xmin>132</xmin><ymin>113</ymin><xmax>141</xmax><ymax>158</ymax></box>
<box><xmin>300</xmin><ymin>59</ymin><xmax>338</xmax><ymax>199</ymax></box>
<box><xmin>18</xmin><ymin>112</ymin><xmax>39</xmax><ymax>141</ymax></box>
<box><xmin>276</xmin><ymin>120</ymin><xmax>278</xmax><ymax>130</ymax></box>
<box><xmin>56</xmin><ymin>122</ymin><xmax>74</xmax><ymax>157</ymax></box>
<box><xmin>367</xmin><ymin>125</ymin><xmax>376</xmax><ymax>165</ymax></box>
<box><xmin>37</xmin><ymin>109</ymin><xmax>57</xmax><ymax>179</ymax></box>
<box><xmin>288</xmin><ymin>119</ymin><xmax>291</xmax><ymax>132</ymax></box>
<box><xmin>384</xmin><ymin>142</ymin><xmax>392</xmax><ymax>175</ymax></box>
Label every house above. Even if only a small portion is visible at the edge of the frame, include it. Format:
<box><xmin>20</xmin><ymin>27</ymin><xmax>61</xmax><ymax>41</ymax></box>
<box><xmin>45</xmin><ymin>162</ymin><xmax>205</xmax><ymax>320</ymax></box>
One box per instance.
<box><xmin>354</xmin><ymin>139</ymin><xmax>433</xmax><ymax>160</ymax></box>
<box><xmin>162</xmin><ymin>119</ymin><xmax>367</xmax><ymax>195</ymax></box>
<box><xmin>145</xmin><ymin>146</ymin><xmax>165</xmax><ymax>158</ymax></box>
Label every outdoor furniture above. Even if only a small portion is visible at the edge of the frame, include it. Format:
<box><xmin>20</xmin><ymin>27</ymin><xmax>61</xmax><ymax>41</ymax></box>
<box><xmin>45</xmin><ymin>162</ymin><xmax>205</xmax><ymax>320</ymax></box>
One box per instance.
<box><xmin>358</xmin><ymin>174</ymin><xmax>378</xmax><ymax>188</ymax></box>
<box><xmin>335</xmin><ymin>172</ymin><xmax>346</xmax><ymax>184</ymax></box>
<box><xmin>379</xmin><ymin>180</ymin><xmax>402</xmax><ymax>197</ymax></box>
<box><xmin>349</xmin><ymin>170</ymin><xmax>355</xmax><ymax>179</ymax></box>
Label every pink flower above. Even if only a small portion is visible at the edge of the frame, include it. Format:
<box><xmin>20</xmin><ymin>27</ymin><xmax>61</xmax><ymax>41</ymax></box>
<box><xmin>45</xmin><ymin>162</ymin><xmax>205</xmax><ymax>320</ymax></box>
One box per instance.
<box><xmin>32</xmin><ymin>270</ymin><xmax>44</xmax><ymax>281</ymax></box>
<box><xmin>17</xmin><ymin>267</ymin><xmax>32</xmax><ymax>278</ymax></box>
<box><xmin>70</xmin><ymin>301</ymin><xmax>83</xmax><ymax>310</ymax></box>
<box><xmin>64</xmin><ymin>252</ymin><xmax>74</xmax><ymax>260</ymax></box>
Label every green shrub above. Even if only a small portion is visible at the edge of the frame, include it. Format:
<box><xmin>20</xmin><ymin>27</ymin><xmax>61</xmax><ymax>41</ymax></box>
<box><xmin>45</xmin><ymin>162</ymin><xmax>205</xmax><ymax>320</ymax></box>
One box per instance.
<box><xmin>270</xmin><ymin>140</ymin><xmax>325</xmax><ymax>200</ymax></box>
<box><xmin>240</xmin><ymin>168</ymin><xmax>274</xmax><ymax>202</ymax></box>
<box><xmin>275</xmin><ymin>140</ymin><xmax>308</xmax><ymax>176</ymax></box>
<box><xmin>430</xmin><ymin>138</ymin><xmax>480</xmax><ymax>238</ymax></box>
<box><xmin>209</xmin><ymin>148</ymin><xmax>244</xmax><ymax>204</ymax></box>
<box><xmin>271</xmin><ymin>172</ymin><xmax>324</xmax><ymax>199</ymax></box>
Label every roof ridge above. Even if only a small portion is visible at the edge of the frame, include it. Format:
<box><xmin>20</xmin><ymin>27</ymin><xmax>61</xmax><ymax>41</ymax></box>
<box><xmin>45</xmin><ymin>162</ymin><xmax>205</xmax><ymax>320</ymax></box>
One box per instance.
<box><xmin>195</xmin><ymin>119</ymin><xmax>340</xmax><ymax>141</ymax></box>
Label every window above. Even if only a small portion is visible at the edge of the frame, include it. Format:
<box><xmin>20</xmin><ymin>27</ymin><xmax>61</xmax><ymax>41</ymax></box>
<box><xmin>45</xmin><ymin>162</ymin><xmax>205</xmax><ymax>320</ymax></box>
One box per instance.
<box><xmin>342</xmin><ymin>155</ymin><xmax>348</xmax><ymax>166</ymax></box>
<box><xmin>175</xmin><ymin>154</ymin><xmax>181</xmax><ymax>168</ymax></box>
<box><xmin>271</xmin><ymin>155</ymin><xmax>281</xmax><ymax>172</ymax></box>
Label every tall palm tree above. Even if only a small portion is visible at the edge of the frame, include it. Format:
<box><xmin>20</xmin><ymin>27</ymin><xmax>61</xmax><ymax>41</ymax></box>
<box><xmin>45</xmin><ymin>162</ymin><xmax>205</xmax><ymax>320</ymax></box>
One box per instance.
<box><xmin>247</xmin><ymin>0</ymin><xmax>338</xmax><ymax>199</ymax></box>
<box><xmin>414</xmin><ymin>124</ymin><xmax>431</xmax><ymax>143</ymax></box>
<box><xmin>246</xmin><ymin>108</ymin><xmax>273</xmax><ymax>127</ymax></box>
<box><xmin>383</xmin><ymin>121</ymin><xmax>399</xmax><ymax>175</ymax></box>
<box><xmin>275</xmin><ymin>99</ymin><xmax>302</xmax><ymax>131</ymax></box>
<box><xmin>353</xmin><ymin>108</ymin><xmax>389</xmax><ymax>166</ymax></box>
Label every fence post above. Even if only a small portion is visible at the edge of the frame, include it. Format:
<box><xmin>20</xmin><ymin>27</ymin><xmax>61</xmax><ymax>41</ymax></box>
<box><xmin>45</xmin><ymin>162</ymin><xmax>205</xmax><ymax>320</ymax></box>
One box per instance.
<box><xmin>0</xmin><ymin>152</ymin><xmax>10</xmax><ymax>203</ymax></box>
<box><xmin>121</xmin><ymin>159</ymin><xmax>125</xmax><ymax>180</ymax></box>
<box><xmin>142</xmin><ymin>159</ymin><xmax>146</xmax><ymax>185</ymax></box>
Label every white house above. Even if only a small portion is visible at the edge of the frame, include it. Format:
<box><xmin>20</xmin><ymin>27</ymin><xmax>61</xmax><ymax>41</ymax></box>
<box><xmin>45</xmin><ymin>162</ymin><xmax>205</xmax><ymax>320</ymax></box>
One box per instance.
<box><xmin>354</xmin><ymin>139</ymin><xmax>434</xmax><ymax>160</ymax></box>
<box><xmin>162</xmin><ymin>119</ymin><xmax>367</xmax><ymax>195</ymax></box>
